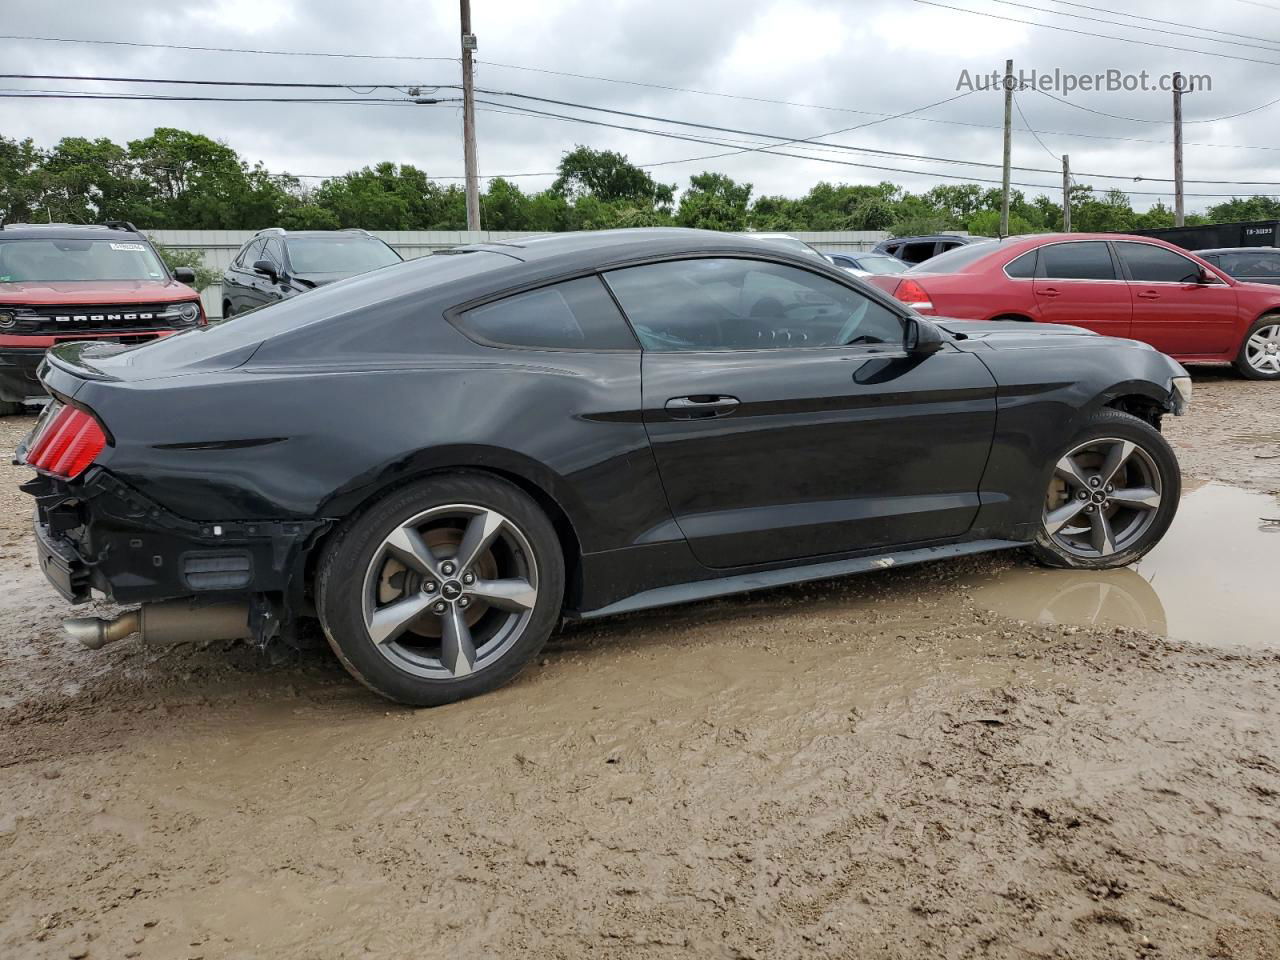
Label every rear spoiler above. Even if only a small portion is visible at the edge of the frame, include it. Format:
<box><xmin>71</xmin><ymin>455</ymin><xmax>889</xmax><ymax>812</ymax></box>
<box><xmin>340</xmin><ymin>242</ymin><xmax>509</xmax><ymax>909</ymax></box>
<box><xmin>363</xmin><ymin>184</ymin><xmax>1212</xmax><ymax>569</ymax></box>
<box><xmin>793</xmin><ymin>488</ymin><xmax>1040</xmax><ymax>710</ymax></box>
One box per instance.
<box><xmin>44</xmin><ymin>342</ymin><xmax>128</xmax><ymax>382</ymax></box>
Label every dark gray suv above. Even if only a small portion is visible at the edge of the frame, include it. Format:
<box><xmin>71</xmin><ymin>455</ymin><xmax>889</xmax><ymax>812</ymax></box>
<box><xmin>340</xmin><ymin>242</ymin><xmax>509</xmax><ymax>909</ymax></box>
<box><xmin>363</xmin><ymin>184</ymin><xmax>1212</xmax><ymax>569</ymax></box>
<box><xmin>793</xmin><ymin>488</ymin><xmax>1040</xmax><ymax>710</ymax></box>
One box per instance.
<box><xmin>873</xmin><ymin>234</ymin><xmax>993</xmax><ymax>266</ymax></box>
<box><xmin>220</xmin><ymin>228</ymin><xmax>402</xmax><ymax>318</ymax></box>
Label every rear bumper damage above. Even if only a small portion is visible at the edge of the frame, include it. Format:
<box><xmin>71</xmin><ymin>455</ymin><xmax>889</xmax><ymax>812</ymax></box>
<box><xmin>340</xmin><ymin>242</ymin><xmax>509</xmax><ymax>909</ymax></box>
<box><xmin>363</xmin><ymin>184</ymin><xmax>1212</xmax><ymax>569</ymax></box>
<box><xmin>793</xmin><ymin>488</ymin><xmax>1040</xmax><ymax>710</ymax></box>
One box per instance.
<box><xmin>23</xmin><ymin>467</ymin><xmax>332</xmax><ymax>644</ymax></box>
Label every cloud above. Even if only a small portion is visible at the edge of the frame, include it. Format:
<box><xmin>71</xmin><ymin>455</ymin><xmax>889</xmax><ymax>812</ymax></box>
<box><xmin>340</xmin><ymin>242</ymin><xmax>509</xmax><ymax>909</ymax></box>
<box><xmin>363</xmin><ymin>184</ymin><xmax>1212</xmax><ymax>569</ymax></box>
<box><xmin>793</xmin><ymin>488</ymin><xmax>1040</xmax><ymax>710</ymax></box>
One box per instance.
<box><xmin>1</xmin><ymin>0</ymin><xmax>1276</xmax><ymax>212</ymax></box>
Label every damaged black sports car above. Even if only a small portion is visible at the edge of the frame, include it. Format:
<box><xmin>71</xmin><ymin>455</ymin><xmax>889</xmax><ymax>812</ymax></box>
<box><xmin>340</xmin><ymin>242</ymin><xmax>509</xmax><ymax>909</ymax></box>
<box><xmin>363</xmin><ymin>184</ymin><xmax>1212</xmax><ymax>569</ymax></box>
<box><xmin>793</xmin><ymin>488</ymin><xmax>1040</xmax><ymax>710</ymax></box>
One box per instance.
<box><xmin>18</xmin><ymin>229</ymin><xmax>1192</xmax><ymax>705</ymax></box>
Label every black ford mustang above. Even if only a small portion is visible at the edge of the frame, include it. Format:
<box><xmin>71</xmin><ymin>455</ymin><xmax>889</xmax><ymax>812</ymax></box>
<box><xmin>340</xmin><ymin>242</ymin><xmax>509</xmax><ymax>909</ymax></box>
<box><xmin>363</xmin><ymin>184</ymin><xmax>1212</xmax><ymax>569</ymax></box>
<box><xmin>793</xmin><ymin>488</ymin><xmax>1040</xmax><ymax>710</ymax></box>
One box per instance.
<box><xmin>18</xmin><ymin>229</ymin><xmax>1192</xmax><ymax>706</ymax></box>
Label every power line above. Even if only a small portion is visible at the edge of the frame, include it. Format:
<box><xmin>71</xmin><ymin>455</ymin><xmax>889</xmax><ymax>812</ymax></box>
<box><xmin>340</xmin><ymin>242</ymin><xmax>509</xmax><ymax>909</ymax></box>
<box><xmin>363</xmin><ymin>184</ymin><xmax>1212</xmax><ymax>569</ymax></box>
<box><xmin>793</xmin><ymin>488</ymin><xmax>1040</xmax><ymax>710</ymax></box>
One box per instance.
<box><xmin>0</xmin><ymin>72</ymin><xmax>444</xmax><ymax>93</ymax></box>
<box><xmin>1032</xmin><ymin>87</ymin><xmax>1280</xmax><ymax>125</ymax></box>
<box><xmin>5</xmin><ymin>37</ymin><xmax>1280</xmax><ymax>153</ymax></box>
<box><xmin>0</xmin><ymin>33</ymin><xmax>456</xmax><ymax>62</ymax></box>
<box><xmin>9</xmin><ymin>75</ymin><xmax>1280</xmax><ymax>187</ymax></box>
<box><xmin>1042</xmin><ymin>0</ymin><xmax>1280</xmax><ymax>47</ymax></box>
<box><xmin>1012</xmin><ymin>93</ymin><xmax>1061</xmax><ymax>161</ymax></box>
<box><xmin>987</xmin><ymin>0</ymin><xmax>1280</xmax><ymax>55</ymax></box>
<box><xmin>908</xmin><ymin>0</ymin><xmax>1280</xmax><ymax>66</ymax></box>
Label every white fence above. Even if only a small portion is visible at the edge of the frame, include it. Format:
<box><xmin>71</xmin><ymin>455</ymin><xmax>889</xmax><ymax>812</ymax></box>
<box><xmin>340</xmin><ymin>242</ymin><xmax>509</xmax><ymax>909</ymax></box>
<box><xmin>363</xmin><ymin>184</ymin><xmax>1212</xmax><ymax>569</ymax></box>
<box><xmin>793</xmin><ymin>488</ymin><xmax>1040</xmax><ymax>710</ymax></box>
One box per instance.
<box><xmin>148</xmin><ymin>229</ymin><xmax>895</xmax><ymax>319</ymax></box>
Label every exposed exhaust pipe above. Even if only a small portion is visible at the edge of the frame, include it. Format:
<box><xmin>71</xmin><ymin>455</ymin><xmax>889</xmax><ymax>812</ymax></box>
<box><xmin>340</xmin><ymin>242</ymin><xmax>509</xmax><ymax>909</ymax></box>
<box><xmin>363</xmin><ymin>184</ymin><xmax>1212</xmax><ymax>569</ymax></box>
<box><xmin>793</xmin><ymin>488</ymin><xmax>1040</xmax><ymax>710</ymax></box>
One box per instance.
<box><xmin>63</xmin><ymin>600</ymin><xmax>252</xmax><ymax>650</ymax></box>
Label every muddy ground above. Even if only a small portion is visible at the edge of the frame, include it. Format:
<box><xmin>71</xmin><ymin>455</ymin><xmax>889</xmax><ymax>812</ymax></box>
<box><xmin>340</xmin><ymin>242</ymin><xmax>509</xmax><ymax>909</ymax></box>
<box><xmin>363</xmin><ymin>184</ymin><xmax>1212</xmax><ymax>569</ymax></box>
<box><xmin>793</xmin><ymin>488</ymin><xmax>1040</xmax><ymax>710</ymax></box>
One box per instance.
<box><xmin>1</xmin><ymin>371</ymin><xmax>1278</xmax><ymax>960</ymax></box>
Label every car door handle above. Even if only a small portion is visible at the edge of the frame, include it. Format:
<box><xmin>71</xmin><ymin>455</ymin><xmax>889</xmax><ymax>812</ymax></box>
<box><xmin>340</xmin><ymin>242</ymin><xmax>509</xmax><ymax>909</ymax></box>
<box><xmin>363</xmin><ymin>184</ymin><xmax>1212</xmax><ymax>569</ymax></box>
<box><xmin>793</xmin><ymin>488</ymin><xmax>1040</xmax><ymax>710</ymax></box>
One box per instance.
<box><xmin>665</xmin><ymin>396</ymin><xmax>740</xmax><ymax>419</ymax></box>
<box><xmin>1136</xmin><ymin>290</ymin><xmax>1161</xmax><ymax>300</ymax></box>
<box><xmin>1038</xmin><ymin>287</ymin><xmax>1061</xmax><ymax>298</ymax></box>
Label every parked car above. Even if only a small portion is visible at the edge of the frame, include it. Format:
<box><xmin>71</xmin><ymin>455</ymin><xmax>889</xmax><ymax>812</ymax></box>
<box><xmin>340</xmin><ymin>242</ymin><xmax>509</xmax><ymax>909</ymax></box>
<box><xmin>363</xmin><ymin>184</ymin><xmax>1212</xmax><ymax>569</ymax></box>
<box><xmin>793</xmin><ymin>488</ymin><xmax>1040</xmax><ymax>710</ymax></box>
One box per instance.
<box><xmin>0</xmin><ymin>221</ymin><xmax>204</xmax><ymax>415</ymax></box>
<box><xmin>20</xmin><ymin>228</ymin><xmax>1190</xmax><ymax>706</ymax></box>
<box><xmin>873</xmin><ymin>234</ymin><xmax>993</xmax><ymax>265</ymax></box>
<box><xmin>823</xmin><ymin>251</ymin><xmax>910</xmax><ymax>276</ymax></box>
<box><xmin>865</xmin><ymin>233</ymin><xmax>1280</xmax><ymax>380</ymax></box>
<box><xmin>1195</xmin><ymin>247</ymin><xmax>1280</xmax><ymax>286</ymax></box>
<box><xmin>220</xmin><ymin>228</ymin><xmax>402</xmax><ymax>318</ymax></box>
<box><xmin>737</xmin><ymin>232</ymin><xmax>825</xmax><ymax>258</ymax></box>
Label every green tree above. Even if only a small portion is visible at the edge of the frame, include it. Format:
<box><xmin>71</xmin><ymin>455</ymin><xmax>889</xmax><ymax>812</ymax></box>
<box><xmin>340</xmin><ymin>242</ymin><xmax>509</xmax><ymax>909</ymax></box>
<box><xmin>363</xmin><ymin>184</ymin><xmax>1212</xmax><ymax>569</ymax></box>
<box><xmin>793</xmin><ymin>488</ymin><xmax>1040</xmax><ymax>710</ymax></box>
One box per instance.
<box><xmin>676</xmin><ymin>172</ymin><xmax>752</xmax><ymax>230</ymax></box>
<box><xmin>552</xmin><ymin>146</ymin><xmax>675</xmax><ymax>212</ymax></box>
<box><xmin>0</xmin><ymin>135</ymin><xmax>48</xmax><ymax>224</ymax></box>
<box><xmin>310</xmin><ymin>163</ymin><xmax>463</xmax><ymax>230</ymax></box>
<box><xmin>148</xmin><ymin>239</ymin><xmax>220</xmax><ymax>291</ymax></box>
<box><xmin>127</xmin><ymin>128</ymin><xmax>290</xmax><ymax>228</ymax></box>
<box><xmin>1204</xmin><ymin>196</ymin><xmax>1280</xmax><ymax>223</ymax></box>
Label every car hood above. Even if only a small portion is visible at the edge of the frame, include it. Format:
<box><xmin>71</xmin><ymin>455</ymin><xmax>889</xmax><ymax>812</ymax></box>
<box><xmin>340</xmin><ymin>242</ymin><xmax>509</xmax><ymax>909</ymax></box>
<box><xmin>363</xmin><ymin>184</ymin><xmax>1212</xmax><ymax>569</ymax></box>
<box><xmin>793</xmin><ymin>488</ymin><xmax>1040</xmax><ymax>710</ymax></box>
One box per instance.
<box><xmin>0</xmin><ymin>278</ymin><xmax>198</xmax><ymax>305</ymax></box>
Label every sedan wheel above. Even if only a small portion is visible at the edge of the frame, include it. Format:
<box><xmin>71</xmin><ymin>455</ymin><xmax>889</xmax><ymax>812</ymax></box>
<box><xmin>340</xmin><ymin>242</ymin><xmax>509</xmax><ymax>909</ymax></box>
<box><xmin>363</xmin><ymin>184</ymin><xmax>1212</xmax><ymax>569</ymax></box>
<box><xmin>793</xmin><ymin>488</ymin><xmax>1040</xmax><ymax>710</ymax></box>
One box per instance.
<box><xmin>362</xmin><ymin>504</ymin><xmax>539</xmax><ymax>680</ymax></box>
<box><xmin>1030</xmin><ymin>409</ymin><xmax>1180</xmax><ymax>570</ymax></box>
<box><xmin>318</xmin><ymin>476</ymin><xmax>564</xmax><ymax>706</ymax></box>
<box><xmin>1244</xmin><ymin>322</ymin><xmax>1280</xmax><ymax>376</ymax></box>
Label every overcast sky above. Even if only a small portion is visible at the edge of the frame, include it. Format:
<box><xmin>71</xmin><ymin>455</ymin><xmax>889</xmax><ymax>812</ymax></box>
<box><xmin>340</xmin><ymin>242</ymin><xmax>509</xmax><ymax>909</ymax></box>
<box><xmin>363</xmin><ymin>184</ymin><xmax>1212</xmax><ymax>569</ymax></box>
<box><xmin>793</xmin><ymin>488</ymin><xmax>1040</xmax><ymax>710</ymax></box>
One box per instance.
<box><xmin>2</xmin><ymin>0</ymin><xmax>1278</xmax><ymax>211</ymax></box>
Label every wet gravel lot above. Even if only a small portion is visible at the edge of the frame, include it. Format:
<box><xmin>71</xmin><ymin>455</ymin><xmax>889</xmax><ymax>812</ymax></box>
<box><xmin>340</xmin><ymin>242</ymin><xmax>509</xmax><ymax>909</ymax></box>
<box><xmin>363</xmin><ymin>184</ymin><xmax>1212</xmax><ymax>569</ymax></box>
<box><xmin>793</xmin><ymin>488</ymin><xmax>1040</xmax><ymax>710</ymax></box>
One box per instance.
<box><xmin>1</xmin><ymin>369</ymin><xmax>1278</xmax><ymax>960</ymax></box>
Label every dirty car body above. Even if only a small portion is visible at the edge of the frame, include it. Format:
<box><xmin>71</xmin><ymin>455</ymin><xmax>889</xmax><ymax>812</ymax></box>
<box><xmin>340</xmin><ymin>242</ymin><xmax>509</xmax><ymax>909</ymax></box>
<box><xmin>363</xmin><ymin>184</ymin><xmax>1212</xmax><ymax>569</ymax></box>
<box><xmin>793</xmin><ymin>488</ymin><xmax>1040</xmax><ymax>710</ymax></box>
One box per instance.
<box><xmin>18</xmin><ymin>229</ymin><xmax>1191</xmax><ymax>703</ymax></box>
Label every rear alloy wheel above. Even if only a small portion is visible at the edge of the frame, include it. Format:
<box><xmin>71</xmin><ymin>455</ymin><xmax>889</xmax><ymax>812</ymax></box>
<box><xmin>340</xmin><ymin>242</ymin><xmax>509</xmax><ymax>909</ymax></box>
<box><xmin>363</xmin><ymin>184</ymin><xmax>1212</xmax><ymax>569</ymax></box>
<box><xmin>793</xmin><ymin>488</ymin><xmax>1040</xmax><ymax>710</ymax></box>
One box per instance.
<box><xmin>318</xmin><ymin>476</ymin><xmax>563</xmax><ymax>706</ymax></box>
<box><xmin>1030</xmin><ymin>409</ymin><xmax>1180</xmax><ymax>570</ymax></box>
<box><xmin>1236</xmin><ymin>316</ymin><xmax>1280</xmax><ymax>380</ymax></box>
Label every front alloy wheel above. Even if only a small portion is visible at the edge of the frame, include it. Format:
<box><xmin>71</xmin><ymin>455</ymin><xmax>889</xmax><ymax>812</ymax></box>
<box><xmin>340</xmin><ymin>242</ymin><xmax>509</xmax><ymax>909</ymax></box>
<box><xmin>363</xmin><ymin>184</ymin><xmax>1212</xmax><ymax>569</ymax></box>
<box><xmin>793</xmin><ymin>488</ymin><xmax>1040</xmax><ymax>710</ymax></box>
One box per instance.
<box><xmin>1030</xmin><ymin>409</ymin><xmax>1180</xmax><ymax>570</ymax></box>
<box><xmin>1044</xmin><ymin>438</ymin><xmax>1163</xmax><ymax>559</ymax></box>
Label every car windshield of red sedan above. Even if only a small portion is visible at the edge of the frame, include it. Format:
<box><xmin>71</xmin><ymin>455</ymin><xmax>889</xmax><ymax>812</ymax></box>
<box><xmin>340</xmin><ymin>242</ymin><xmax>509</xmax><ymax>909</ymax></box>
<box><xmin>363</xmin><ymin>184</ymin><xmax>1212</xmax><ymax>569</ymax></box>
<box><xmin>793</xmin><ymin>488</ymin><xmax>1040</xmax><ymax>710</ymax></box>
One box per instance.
<box><xmin>0</xmin><ymin>238</ymin><xmax>168</xmax><ymax>283</ymax></box>
<box><xmin>905</xmin><ymin>240</ymin><xmax>999</xmax><ymax>273</ymax></box>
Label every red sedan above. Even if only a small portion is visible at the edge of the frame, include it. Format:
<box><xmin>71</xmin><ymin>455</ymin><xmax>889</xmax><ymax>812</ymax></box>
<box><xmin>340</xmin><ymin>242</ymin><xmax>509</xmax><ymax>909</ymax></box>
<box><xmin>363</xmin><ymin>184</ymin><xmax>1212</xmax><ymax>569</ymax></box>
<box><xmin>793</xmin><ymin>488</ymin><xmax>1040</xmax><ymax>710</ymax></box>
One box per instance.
<box><xmin>866</xmin><ymin>233</ymin><xmax>1280</xmax><ymax>379</ymax></box>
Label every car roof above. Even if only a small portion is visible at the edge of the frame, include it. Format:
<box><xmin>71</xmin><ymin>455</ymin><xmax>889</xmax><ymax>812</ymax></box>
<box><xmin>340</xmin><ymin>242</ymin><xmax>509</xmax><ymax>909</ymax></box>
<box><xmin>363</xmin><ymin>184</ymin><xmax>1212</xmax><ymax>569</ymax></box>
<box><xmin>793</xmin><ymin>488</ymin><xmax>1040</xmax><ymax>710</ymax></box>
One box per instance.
<box><xmin>0</xmin><ymin>223</ymin><xmax>146</xmax><ymax>241</ymax></box>
<box><xmin>883</xmin><ymin>234</ymin><xmax>987</xmax><ymax>243</ymax></box>
<box><xmin>454</xmin><ymin>227</ymin><xmax>815</xmax><ymax>264</ymax></box>
<box><xmin>1196</xmin><ymin>246</ymin><xmax>1280</xmax><ymax>255</ymax></box>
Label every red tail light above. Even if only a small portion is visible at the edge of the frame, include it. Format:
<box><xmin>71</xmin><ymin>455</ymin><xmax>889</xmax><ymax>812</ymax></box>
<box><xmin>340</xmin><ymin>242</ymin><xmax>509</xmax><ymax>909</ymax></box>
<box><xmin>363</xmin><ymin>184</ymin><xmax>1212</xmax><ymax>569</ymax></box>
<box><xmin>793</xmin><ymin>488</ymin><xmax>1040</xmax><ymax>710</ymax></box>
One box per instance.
<box><xmin>893</xmin><ymin>278</ymin><xmax>935</xmax><ymax>313</ymax></box>
<box><xmin>24</xmin><ymin>403</ymin><xmax>107</xmax><ymax>478</ymax></box>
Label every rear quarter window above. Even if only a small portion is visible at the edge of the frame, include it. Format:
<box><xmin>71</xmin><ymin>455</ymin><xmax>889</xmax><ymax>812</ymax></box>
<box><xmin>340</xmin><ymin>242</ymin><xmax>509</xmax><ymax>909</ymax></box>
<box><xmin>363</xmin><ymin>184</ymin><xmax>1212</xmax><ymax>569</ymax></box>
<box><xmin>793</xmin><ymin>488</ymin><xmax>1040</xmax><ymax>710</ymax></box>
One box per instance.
<box><xmin>454</xmin><ymin>276</ymin><xmax>638</xmax><ymax>351</ymax></box>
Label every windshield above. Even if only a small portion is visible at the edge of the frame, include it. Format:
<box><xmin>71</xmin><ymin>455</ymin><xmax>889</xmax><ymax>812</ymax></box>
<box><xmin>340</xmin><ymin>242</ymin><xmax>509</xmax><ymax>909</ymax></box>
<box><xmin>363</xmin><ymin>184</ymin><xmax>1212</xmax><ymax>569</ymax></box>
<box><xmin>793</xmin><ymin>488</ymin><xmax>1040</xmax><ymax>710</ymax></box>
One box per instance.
<box><xmin>0</xmin><ymin>238</ymin><xmax>168</xmax><ymax>283</ymax></box>
<box><xmin>287</xmin><ymin>236</ymin><xmax>402</xmax><ymax>274</ymax></box>
<box><xmin>855</xmin><ymin>255</ymin><xmax>909</xmax><ymax>275</ymax></box>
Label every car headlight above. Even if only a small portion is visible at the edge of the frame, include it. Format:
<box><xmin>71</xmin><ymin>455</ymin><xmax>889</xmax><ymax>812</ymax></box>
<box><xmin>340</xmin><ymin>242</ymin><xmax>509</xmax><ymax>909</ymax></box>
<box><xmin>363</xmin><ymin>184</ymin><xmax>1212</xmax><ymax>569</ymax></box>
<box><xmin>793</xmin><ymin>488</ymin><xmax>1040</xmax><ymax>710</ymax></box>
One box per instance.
<box><xmin>174</xmin><ymin>302</ymin><xmax>200</xmax><ymax>324</ymax></box>
<box><xmin>1171</xmin><ymin>375</ymin><xmax>1193</xmax><ymax>414</ymax></box>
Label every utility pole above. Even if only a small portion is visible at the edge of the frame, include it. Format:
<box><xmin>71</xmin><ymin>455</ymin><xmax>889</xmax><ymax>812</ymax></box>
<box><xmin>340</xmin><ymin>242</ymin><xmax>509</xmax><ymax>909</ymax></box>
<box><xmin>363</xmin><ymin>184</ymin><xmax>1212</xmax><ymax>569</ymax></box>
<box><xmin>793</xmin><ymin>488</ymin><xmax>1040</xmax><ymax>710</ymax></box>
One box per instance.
<box><xmin>1172</xmin><ymin>71</ymin><xmax>1185</xmax><ymax>227</ymax></box>
<box><xmin>460</xmin><ymin>0</ymin><xmax>481</xmax><ymax>231</ymax></box>
<box><xmin>1062</xmin><ymin>154</ymin><xmax>1071</xmax><ymax>232</ymax></box>
<box><xmin>1000</xmin><ymin>58</ymin><xmax>1013</xmax><ymax>238</ymax></box>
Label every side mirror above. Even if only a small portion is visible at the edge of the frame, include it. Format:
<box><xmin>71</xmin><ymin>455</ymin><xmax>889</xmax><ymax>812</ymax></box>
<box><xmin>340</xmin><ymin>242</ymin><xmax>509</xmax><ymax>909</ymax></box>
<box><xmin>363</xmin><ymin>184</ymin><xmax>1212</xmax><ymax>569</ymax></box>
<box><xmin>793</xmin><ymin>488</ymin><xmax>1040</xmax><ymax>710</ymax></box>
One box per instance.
<box><xmin>252</xmin><ymin>259</ymin><xmax>279</xmax><ymax>282</ymax></box>
<box><xmin>905</xmin><ymin>317</ymin><xmax>946</xmax><ymax>355</ymax></box>
<box><xmin>172</xmin><ymin>266</ymin><xmax>196</xmax><ymax>284</ymax></box>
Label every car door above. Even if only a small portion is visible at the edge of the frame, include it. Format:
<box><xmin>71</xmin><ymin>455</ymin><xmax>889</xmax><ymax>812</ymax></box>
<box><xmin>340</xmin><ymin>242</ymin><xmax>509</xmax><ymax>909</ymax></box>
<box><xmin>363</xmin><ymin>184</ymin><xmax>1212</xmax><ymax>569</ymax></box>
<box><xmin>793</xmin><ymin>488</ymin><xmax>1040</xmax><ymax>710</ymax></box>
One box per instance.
<box><xmin>232</xmin><ymin>238</ymin><xmax>269</xmax><ymax>313</ymax></box>
<box><xmin>1114</xmin><ymin>240</ymin><xmax>1239</xmax><ymax>357</ymax></box>
<box><xmin>1031</xmin><ymin>240</ymin><xmax>1132</xmax><ymax>339</ymax></box>
<box><xmin>223</xmin><ymin>239</ymin><xmax>259</xmax><ymax>315</ymax></box>
<box><xmin>602</xmin><ymin>256</ymin><xmax>998</xmax><ymax>569</ymax></box>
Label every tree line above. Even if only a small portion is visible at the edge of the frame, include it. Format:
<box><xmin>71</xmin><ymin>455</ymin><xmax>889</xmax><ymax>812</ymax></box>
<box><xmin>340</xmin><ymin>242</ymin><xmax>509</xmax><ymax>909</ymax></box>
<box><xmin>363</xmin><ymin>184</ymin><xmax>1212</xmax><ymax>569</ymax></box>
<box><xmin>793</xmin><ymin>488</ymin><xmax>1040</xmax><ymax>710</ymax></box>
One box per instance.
<box><xmin>4</xmin><ymin>127</ymin><xmax>1278</xmax><ymax>236</ymax></box>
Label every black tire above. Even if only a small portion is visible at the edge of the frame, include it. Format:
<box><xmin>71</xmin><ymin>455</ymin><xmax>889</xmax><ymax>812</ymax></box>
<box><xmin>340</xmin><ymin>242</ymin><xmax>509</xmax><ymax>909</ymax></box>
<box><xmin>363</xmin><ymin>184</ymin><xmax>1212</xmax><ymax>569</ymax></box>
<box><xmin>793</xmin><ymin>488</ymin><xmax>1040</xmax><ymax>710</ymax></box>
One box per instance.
<box><xmin>0</xmin><ymin>399</ymin><xmax>25</xmax><ymax>417</ymax></box>
<box><xmin>1028</xmin><ymin>408</ymin><xmax>1180</xmax><ymax>570</ymax></box>
<box><xmin>316</xmin><ymin>474</ymin><xmax>564</xmax><ymax>706</ymax></box>
<box><xmin>1233</xmin><ymin>314</ymin><xmax>1280</xmax><ymax>380</ymax></box>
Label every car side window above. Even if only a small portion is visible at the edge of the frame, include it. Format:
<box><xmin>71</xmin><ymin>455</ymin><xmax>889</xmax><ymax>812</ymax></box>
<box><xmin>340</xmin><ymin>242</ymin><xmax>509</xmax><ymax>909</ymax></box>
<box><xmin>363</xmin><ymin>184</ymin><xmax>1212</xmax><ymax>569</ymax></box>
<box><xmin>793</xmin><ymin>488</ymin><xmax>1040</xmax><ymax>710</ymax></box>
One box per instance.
<box><xmin>1215</xmin><ymin>251</ymin><xmax>1280</xmax><ymax>279</ymax></box>
<box><xmin>1039</xmin><ymin>242</ymin><xmax>1117</xmax><ymax>280</ymax></box>
<box><xmin>1004</xmin><ymin>249</ymin><xmax>1038</xmax><ymax>278</ymax></box>
<box><xmin>604</xmin><ymin>257</ymin><xmax>904</xmax><ymax>353</ymax></box>
<box><xmin>900</xmin><ymin>242</ymin><xmax>937</xmax><ymax>264</ymax></box>
<box><xmin>454</xmin><ymin>276</ymin><xmax>639</xmax><ymax>351</ymax></box>
<box><xmin>239</xmin><ymin>238</ymin><xmax>266</xmax><ymax>269</ymax></box>
<box><xmin>1115</xmin><ymin>241</ymin><xmax>1203</xmax><ymax>284</ymax></box>
<box><xmin>262</xmin><ymin>238</ymin><xmax>285</xmax><ymax>269</ymax></box>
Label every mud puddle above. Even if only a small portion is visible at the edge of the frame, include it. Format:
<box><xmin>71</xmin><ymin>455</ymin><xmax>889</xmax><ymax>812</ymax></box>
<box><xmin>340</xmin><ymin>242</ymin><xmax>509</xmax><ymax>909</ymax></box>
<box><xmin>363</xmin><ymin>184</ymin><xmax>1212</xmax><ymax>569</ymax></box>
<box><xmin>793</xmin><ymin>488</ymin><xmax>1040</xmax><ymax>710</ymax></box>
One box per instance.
<box><xmin>965</xmin><ymin>482</ymin><xmax>1280</xmax><ymax>649</ymax></box>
